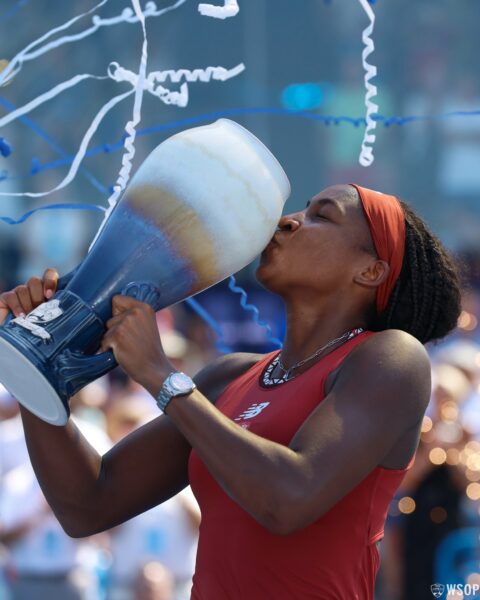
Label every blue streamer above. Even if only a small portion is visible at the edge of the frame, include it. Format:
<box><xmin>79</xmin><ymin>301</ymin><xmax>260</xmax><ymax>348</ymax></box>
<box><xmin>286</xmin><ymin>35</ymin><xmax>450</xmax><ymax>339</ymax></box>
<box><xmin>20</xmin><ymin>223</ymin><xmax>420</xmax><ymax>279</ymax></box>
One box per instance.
<box><xmin>0</xmin><ymin>96</ymin><xmax>109</xmax><ymax>195</ymax></box>
<box><xmin>0</xmin><ymin>202</ymin><xmax>105</xmax><ymax>225</ymax></box>
<box><xmin>2</xmin><ymin>101</ymin><xmax>477</xmax><ymax>351</ymax></box>
<box><xmin>228</xmin><ymin>275</ymin><xmax>283</xmax><ymax>348</ymax></box>
<box><xmin>3</xmin><ymin>105</ymin><xmax>480</xmax><ymax>181</ymax></box>
<box><xmin>0</xmin><ymin>0</ymin><xmax>30</xmax><ymax>25</ymax></box>
<box><xmin>0</xmin><ymin>136</ymin><xmax>12</xmax><ymax>157</ymax></box>
<box><xmin>185</xmin><ymin>297</ymin><xmax>232</xmax><ymax>354</ymax></box>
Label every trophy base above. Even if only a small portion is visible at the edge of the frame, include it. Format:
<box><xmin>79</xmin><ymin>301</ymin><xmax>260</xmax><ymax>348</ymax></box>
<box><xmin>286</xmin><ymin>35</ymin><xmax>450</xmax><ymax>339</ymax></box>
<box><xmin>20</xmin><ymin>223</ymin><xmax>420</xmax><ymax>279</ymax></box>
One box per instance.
<box><xmin>0</xmin><ymin>337</ymin><xmax>68</xmax><ymax>426</ymax></box>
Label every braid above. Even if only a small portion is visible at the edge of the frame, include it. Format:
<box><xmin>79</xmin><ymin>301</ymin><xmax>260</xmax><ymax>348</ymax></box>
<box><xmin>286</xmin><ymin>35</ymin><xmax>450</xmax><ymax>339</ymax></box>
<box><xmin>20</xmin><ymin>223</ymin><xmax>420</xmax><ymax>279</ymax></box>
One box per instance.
<box><xmin>403</xmin><ymin>226</ymin><xmax>421</xmax><ymax>330</ymax></box>
<box><xmin>372</xmin><ymin>201</ymin><xmax>462</xmax><ymax>344</ymax></box>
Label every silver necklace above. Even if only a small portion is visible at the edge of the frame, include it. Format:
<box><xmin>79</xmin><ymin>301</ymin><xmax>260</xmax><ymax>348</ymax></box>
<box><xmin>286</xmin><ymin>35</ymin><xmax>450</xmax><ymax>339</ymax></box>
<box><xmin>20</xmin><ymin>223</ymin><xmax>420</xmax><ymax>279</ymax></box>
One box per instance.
<box><xmin>263</xmin><ymin>327</ymin><xmax>364</xmax><ymax>386</ymax></box>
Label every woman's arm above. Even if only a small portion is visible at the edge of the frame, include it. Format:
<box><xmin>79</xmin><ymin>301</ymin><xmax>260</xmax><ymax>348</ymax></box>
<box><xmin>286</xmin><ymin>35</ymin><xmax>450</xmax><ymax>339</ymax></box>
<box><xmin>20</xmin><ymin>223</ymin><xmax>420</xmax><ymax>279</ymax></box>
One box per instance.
<box><xmin>103</xmin><ymin>298</ymin><xmax>431</xmax><ymax>536</ymax></box>
<box><xmin>19</xmin><ymin>351</ymin><xmax>260</xmax><ymax>538</ymax></box>
<box><xmin>19</xmin><ymin>407</ymin><xmax>190</xmax><ymax>537</ymax></box>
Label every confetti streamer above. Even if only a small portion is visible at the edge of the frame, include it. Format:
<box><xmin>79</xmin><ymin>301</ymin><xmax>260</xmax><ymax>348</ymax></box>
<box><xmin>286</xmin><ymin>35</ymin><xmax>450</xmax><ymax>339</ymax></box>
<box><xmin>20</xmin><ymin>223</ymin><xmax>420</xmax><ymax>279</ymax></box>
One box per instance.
<box><xmin>0</xmin><ymin>203</ymin><xmax>105</xmax><ymax>225</ymax></box>
<box><xmin>0</xmin><ymin>0</ymin><xmax>30</xmax><ymax>25</ymax></box>
<box><xmin>9</xmin><ymin>106</ymin><xmax>480</xmax><ymax>184</ymax></box>
<box><xmin>0</xmin><ymin>1</ymin><xmax>244</xmax><ymax>205</ymax></box>
<box><xmin>0</xmin><ymin>88</ymin><xmax>134</xmax><ymax>198</ymax></box>
<box><xmin>108</xmin><ymin>62</ymin><xmax>189</xmax><ymax>107</ymax></box>
<box><xmin>0</xmin><ymin>73</ymin><xmax>108</xmax><ymax>129</ymax></box>
<box><xmin>0</xmin><ymin>136</ymin><xmax>12</xmax><ymax>157</ymax></box>
<box><xmin>198</xmin><ymin>0</ymin><xmax>239</xmax><ymax>19</ymax></box>
<box><xmin>0</xmin><ymin>59</ymin><xmax>245</xmax><ymax>197</ymax></box>
<box><xmin>107</xmin><ymin>61</ymin><xmax>246</xmax><ymax>107</ymax></box>
<box><xmin>5</xmin><ymin>0</ymin><xmax>187</xmax><ymax>85</ymax></box>
<box><xmin>228</xmin><ymin>275</ymin><xmax>283</xmax><ymax>348</ymax></box>
<box><xmin>357</xmin><ymin>0</ymin><xmax>378</xmax><ymax>167</ymax></box>
<box><xmin>112</xmin><ymin>62</ymin><xmax>246</xmax><ymax>85</ymax></box>
<box><xmin>0</xmin><ymin>0</ymin><xmax>109</xmax><ymax>86</ymax></box>
<box><xmin>0</xmin><ymin>96</ymin><xmax>108</xmax><ymax>195</ymax></box>
<box><xmin>89</xmin><ymin>0</ymin><xmax>150</xmax><ymax>250</ymax></box>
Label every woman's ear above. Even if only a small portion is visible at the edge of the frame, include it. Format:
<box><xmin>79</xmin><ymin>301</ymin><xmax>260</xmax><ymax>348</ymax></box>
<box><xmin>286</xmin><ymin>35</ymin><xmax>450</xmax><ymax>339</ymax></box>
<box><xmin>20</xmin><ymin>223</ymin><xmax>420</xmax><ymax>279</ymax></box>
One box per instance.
<box><xmin>353</xmin><ymin>259</ymin><xmax>390</xmax><ymax>290</ymax></box>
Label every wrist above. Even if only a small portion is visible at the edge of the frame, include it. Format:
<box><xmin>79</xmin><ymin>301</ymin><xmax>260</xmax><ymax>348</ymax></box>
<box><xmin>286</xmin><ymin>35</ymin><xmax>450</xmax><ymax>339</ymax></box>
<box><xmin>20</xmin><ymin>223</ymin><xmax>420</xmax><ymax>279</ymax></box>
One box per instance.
<box><xmin>141</xmin><ymin>363</ymin><xmax>173</xmax><ymax>397</ymax></box>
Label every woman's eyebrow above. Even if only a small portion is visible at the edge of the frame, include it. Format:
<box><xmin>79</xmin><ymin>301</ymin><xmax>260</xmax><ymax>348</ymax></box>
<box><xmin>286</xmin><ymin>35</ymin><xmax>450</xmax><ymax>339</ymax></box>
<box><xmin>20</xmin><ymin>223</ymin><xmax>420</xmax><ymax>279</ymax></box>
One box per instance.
<box><xmin>306</xmin><ymin>198</ymin><xmax>344</xmax><ymax>214</ymax></box>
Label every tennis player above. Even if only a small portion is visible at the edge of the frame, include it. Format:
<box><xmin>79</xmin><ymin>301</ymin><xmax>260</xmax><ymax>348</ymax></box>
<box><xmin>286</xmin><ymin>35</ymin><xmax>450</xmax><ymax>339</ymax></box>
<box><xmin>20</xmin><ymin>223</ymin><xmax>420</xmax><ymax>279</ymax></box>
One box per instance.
<box><xmin>0</xmin><ymin>184</ymin><xmax>462</xmax><ymax>599</ymax></box>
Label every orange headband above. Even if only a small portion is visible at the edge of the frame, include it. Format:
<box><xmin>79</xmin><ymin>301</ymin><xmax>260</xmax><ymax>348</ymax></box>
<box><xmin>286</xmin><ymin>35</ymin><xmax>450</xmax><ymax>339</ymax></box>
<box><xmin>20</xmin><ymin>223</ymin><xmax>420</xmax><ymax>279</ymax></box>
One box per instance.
<box><xmin>350</xmin><ymin>184</ymin><xmax>406</xmax><ymax>314</ymax></box>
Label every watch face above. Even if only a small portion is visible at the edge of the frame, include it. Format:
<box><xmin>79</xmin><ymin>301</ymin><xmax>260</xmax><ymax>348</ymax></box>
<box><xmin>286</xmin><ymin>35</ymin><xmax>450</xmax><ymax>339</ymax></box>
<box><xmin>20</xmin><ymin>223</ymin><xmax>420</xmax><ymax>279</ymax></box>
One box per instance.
<box><xmin>169</xmin><ymin>372</ymin><xmax>193</xmax><ymax>393</ymax></box>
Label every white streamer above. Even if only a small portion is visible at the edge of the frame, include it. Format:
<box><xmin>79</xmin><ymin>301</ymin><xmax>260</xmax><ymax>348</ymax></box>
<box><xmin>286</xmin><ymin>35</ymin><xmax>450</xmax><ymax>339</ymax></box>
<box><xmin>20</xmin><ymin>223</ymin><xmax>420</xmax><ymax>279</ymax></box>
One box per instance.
<box><xmin>0</xmin><ymin>0</ymin><xmax>241</xmax><ymax>224</ymax></box>
<box><xmin>108</xmin><ymin>61</ymin><xmax>245</xmax><ymax>107</ymax></box>
<box><xmin>0</xmin><ymin>24</ymin><xmax>244</xmax><ymax>202</ymax></box>
<box><xmin>0</xmin><ymin>0</ymin><xmax>109</xmax><ymax>86</ymax></box>
<box><xmin>148</xmin><ymin>62</ymin><xmax>245</xmax><ymax>83</ymax></box>
<box><xmin>357</xmin><ymin>0</ymin><xmax>378</xmax><ymax>168</ymax></box>
<box><xmin>12</xmin><ymin>1</ymin><xmax>187</xmax><ymax>80</ymax></box>
<box><xmin>0</xmin><ymin>90</ymin><xmax>134</xmax><ymax>198</ymax></box>
<box><xmin>89</xmin><ymin>0</ymin><xmax>150</xmax><ymax>249</ymax></box>
<box><xmin>198</xmin><ymin>0</ymin><xmax>239</xmax><ymax>19</ymax></box>
<box><xmin>0</xmin><ymin>73</ymin><xmax>107</xmax><ymax>129</ymax></box>
<box><xmin>109</xmin><ymin>63</ymin><xmax>189</xmax><ymax>107</ymax></box>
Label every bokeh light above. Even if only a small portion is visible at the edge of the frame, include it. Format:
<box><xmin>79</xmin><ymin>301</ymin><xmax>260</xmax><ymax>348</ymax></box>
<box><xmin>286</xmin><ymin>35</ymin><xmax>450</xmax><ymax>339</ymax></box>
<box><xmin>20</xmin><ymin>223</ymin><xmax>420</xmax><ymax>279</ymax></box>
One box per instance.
<box><xmin>429</xmin><ymin>447</ymin><xmax>447</xmax><ymax>465</ymax></box>
<box><xmin>398</xmin><ymin>496</ymin><xmax>416</xmax><ymax>514</ymax></box>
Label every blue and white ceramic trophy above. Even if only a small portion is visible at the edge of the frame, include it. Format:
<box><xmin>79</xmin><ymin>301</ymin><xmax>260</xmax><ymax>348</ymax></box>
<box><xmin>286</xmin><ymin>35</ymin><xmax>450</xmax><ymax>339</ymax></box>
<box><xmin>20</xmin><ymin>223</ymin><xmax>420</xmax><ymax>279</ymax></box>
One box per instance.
<box><xmin>0</xmin><ymin>119</ymin><xmax>290</xmax><ymax>425</ymax></box>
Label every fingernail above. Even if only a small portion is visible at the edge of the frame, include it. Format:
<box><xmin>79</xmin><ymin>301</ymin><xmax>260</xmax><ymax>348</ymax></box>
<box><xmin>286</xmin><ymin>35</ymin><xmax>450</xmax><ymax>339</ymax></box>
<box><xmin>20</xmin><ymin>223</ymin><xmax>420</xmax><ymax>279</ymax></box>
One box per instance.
<box><xmin>45</xmin><ymin>290</ymin><xmax>53</xmax><ymax>299</ymax></box>
<box><xmin>19</xmin><ymin>312</ymin><xmax>26</xmax><ymax>318</ymax></box>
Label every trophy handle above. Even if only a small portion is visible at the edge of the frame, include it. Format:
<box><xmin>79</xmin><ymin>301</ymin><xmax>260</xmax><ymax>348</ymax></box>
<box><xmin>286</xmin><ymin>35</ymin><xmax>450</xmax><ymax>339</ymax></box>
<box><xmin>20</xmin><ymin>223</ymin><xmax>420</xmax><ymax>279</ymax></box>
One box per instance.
<box><xmin>54</xmin><ymin>282</ymin><xmax>162</xmax><ymax>398</ymax></box>
<box><xmin>55</xmin><ymin>348</ymin><xmax>118</xmax><ymax>398</ymax></box>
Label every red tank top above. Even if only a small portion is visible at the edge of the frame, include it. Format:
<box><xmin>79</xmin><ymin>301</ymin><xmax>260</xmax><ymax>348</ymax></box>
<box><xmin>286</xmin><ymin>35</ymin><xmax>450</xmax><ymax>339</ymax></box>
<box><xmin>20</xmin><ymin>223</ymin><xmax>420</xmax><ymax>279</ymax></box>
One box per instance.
<box><xmin>188</xmin><ymin>331</ymin><xmax>415</xmax><ymax>599</ymax></box>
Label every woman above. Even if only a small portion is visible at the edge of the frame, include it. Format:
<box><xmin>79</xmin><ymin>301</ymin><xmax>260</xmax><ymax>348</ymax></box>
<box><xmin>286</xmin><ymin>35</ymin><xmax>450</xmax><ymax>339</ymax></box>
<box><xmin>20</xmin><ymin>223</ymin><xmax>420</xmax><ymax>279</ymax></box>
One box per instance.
<box><xmin>0</xmin><ymin>183</ymin><xmax>462</xmax><ymax>599</ymax></box>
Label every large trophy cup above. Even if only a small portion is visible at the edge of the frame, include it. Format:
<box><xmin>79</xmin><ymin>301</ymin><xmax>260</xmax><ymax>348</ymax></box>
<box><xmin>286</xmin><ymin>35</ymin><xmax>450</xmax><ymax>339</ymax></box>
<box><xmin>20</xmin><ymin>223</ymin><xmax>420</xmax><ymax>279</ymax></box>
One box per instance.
<box><xmin>0</xmin><ymin>119</ymin><xmax>290</xmax><ymax>425</ymax></box>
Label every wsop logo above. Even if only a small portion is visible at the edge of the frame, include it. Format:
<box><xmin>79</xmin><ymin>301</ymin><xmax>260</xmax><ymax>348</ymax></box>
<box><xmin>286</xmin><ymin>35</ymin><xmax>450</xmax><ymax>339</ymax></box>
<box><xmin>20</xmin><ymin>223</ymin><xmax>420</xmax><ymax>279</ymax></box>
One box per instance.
<box><xmin>431</xmin><ymin>582</ymin><xmax>480</xmax><ymax>597</ymax></box>
<box><xmin>431</xmin><ymin>583</ymin><xmax>445</xmax><ymax>598</ymax></box>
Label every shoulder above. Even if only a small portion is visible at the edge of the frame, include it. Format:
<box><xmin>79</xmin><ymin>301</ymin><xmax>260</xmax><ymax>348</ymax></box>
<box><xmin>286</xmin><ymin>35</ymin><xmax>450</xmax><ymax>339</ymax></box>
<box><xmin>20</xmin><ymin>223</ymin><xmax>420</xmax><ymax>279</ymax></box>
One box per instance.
<box><xmin>331</xmin><ymin>329</ymin><xmax>430</xmax><ymax>386</ymax></box>
<box><xmin>361</xmin><ymin>329</ymin><xmax>430</xmax><ymax>377</ymax></box>
<box><xmin>193</xmin><ymin>352</ymin><xmax>266</xmax><ymax>404</ymax></box>
<box><xmin>353</xmin><ymin>328</ymin><xmax>430</xmax><ymax>369</ymax></box>
<box><xmin>332</xmin><ymin>329</ymin><xmax>431</xmax><ymax>424</ymax></box>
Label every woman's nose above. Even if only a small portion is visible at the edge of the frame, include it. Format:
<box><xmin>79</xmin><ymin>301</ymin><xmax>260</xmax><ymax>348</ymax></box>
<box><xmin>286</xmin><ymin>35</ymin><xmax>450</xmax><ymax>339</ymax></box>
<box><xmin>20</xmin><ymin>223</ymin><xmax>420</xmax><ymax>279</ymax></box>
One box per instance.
<box><xmin>277</xmin><ymin>213</ymin><xmax>302</xmax><ymax>232</ymax></box>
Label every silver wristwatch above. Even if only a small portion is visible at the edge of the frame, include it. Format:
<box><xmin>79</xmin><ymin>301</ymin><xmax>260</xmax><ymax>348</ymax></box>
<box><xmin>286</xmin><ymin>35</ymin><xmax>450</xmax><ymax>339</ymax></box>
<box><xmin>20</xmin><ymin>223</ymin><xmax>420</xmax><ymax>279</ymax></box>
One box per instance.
<box><xmin>156</xmin><ymin>371</ymin><xmax>196</xmax><ymax>412</ymax></box>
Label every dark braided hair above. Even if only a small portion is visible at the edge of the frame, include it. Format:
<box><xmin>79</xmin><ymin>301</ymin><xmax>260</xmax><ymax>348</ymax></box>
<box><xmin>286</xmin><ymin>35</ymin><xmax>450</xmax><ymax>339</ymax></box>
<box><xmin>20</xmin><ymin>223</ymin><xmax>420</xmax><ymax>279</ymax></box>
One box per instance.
<box><xmin>371</xmin><ymin>201</ymin><xmax>462</xmax><ymax>344</ymax></box>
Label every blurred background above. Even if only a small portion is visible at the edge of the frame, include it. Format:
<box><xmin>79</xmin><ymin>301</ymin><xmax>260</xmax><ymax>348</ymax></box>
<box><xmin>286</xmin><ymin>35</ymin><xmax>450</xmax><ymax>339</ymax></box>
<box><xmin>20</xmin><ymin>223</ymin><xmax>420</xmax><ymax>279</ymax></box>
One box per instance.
<box><xmin>1</xmin><ymin>0</ymin><xmax>480</xmax><ymax>598</ymax></box>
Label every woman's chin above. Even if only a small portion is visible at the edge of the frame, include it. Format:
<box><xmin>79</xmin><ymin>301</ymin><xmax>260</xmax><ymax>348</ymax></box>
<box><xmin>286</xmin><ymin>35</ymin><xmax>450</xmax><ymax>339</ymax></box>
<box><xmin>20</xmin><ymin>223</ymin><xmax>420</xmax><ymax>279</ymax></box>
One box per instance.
<box><xmin>255</xmin><ymin>262</ymin><xmax>281</xmax><ymax>293</ymax></box>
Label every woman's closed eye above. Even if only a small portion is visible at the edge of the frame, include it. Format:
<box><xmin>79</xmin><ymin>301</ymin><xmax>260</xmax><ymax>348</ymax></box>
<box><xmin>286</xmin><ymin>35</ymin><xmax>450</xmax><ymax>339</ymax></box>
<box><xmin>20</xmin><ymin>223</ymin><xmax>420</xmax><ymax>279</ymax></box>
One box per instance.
<box><xmin>315</xmin><ymin>212</ymin><xmax>330</xmax><ymax>221</ymax></box>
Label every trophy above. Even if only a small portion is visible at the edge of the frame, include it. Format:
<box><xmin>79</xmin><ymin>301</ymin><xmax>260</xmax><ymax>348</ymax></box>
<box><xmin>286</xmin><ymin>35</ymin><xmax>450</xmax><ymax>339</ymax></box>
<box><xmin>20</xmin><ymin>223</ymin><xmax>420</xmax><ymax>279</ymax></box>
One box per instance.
<box><xmin>0</xmin><ymin>119</ymin><xmax>290</xmax><ymax>425</ymax></box>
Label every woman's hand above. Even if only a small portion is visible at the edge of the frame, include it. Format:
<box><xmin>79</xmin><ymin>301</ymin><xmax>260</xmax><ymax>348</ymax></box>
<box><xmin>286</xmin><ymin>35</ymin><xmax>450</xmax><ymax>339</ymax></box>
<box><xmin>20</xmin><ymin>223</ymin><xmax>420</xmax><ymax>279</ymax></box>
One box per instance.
<box><xmin>100</xmin><ymin>295</ymin><xmax>173</xmax><ymax>394</ymax></box>
<box><xmin>0</xmin><ymin>268</ymin><xmax>59</xmax><ymax>324</ymax></box>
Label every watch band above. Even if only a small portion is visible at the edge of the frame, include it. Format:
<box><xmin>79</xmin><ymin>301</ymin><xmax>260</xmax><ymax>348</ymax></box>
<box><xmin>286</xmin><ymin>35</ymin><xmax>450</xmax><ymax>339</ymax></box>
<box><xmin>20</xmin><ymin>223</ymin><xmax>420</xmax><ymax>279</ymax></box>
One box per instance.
<box><xmin>156</xmin><ymin>371</ymin><xmax>196</xmax><ymax>412</ymax></box>
<box><xmin>157</xmin><ymin>380</ymin><xmax>174</xmax><ymax>412</ymax></box>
